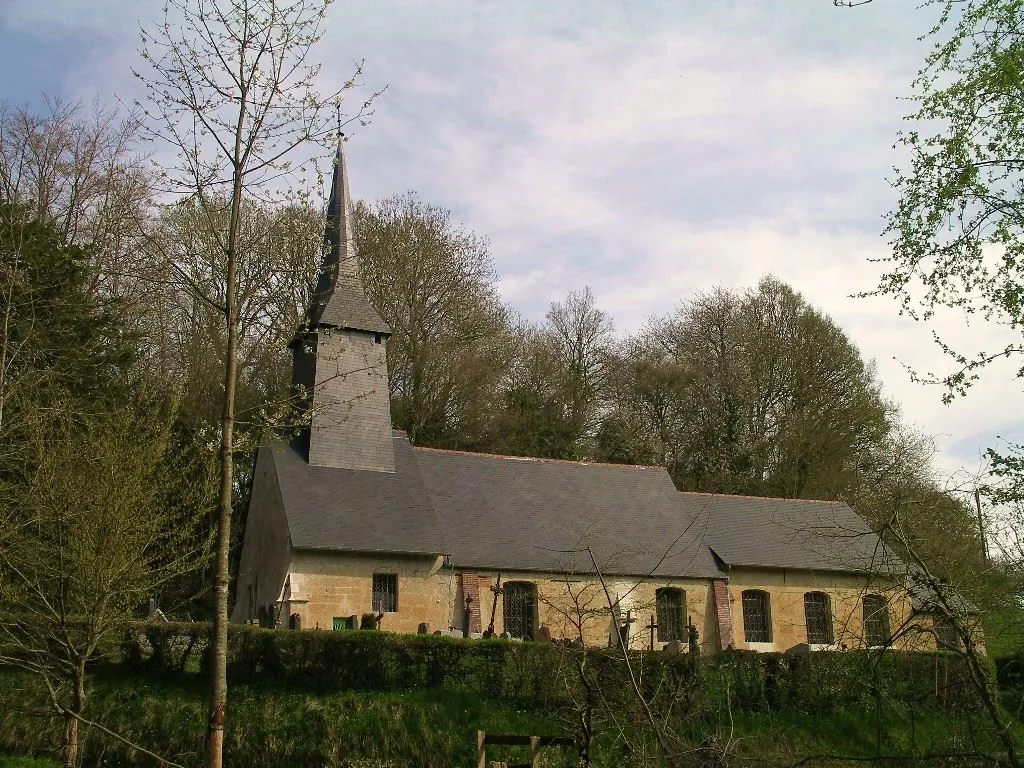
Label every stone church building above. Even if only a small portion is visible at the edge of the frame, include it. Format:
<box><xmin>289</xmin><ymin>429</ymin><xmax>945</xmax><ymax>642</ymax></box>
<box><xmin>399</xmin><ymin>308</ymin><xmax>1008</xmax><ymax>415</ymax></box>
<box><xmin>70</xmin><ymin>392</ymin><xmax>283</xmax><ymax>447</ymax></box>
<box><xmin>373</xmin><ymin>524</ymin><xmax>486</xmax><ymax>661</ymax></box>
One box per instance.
<box><xmin>231</xmin><ymin>141</ymin><xmax>959</xmax><ymax>655</ymax></box>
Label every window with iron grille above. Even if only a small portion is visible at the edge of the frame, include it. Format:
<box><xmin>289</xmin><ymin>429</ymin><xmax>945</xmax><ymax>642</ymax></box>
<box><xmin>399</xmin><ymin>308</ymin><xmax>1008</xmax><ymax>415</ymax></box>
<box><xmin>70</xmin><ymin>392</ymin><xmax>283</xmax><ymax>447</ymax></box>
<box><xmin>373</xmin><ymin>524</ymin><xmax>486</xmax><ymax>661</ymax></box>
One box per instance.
<box><xmin>862</xmin><ymin>594</ymin><xmax>890</xmax><ymax>647</ymax></box>
<box><xmin>656</xmin><ymin>588</ymin><xmax>686</xmax><ymax>642</ymax></box>
<box><xmin>503</xmin><ymin>582</ymin><xmax>536</xmax><ymax>639</ymax></box>
<box><xmin>372</xmin><ymin>574</ymin><xmax>398</xmax><ymax>612</ymax></box>
<box><xmin>742</xmin><ymin>590</ymin><xmax>772</xmax><ymax>643</ymax></box>
<box><xmin>935</xmin><ymin>615</ymin><xmax>959</xmax><ymax>651</ymax></box>
<box><xmin>804</xmin><ymin>592</ymin><xmax>834</xmax><ymax>645</ymax></box>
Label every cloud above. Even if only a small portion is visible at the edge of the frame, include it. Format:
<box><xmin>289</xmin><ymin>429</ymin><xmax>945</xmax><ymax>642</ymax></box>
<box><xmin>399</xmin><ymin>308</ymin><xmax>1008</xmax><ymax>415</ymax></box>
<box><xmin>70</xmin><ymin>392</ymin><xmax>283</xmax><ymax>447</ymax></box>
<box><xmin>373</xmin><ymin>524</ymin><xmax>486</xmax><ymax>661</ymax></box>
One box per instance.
<box><xmin>2</xmin><ymin>0</ymin><xmax>1015</xmax><ymax>484</ymax></box>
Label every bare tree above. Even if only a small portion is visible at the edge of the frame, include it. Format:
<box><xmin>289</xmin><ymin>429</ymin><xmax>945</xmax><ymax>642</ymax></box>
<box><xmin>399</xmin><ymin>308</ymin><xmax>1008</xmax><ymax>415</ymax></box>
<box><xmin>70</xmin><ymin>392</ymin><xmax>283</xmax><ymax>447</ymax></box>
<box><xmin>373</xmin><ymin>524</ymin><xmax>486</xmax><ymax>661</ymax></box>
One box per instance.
<box><xmin>354</xmin><ymin>192</ymin><xmax>509</xmax><ymax>447</ymax></box>
<box><xmin>0</xmin><ymin>98</ymin><xmax>151</xmax><ymax>299</ymax></box>
<box><xmin>133</xmin><ymin>2</ymin><xmax>379</xmax><ymax>763</ymax></box>
<box><xmin>545</xmin><ymin>286</ymin><xmax>614</xmax><ymax>454</ymax></box>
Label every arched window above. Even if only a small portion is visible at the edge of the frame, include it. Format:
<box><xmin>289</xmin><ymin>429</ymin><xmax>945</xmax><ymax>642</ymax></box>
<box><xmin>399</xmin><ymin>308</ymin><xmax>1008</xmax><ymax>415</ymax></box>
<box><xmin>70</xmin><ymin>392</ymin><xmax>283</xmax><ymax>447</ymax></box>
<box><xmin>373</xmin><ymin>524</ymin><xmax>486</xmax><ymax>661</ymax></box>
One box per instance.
<box><xmin>503</xmin><ymin>582</ymin><xmax>536</xmax><ymax>640</ymax></box>
<box><xmin>656</xmin><ymin>588</ymin><xmax>686</xmax><ymax>642</ymax></box>
<box><xmin>862</xmin><ymin>594</ymin><xmax>890</xmax><ymax>647</ymax></box>
<box><xmin>804</xmin><ymin>592</ymin><xmax>834</xmax><ymax>645</ymax></box>
<box><xmin>742</xmin><ymin>590</ymin><xmax>772</xmax><ymax>643</ymax></box>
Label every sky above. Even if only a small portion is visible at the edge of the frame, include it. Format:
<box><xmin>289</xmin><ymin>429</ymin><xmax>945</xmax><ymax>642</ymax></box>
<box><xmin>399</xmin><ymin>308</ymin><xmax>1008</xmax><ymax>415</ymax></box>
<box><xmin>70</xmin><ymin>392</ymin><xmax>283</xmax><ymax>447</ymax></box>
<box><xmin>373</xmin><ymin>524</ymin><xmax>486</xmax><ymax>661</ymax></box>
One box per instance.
<box><xmin>1</xmin><ymin>0</ymin><xmax>1020</xmax><ymax>489</ymax></box>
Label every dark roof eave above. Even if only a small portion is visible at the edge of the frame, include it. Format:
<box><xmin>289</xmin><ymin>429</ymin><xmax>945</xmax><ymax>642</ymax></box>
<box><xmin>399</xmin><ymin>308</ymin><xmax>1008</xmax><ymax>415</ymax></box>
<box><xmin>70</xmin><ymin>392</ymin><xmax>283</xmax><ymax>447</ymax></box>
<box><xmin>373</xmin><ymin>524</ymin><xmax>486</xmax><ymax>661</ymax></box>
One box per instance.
<box><xmin>292</xmin><ymin>544</ymin><xmax>443</xmax><ymax>558</ymax></box>
<box><xmin>288</xmin><ymin>322</ymin><xmax>393</xmax><ymax>348</ymax></box>
<box><xmin>445</xmin><ymin>559</ymin><xmax>724</xmax><ymax>580</ymax></box>
<box><xmin>712</xmin><ymin>558</ymin><xmax>899</xmax><ymax>577</ymax></box>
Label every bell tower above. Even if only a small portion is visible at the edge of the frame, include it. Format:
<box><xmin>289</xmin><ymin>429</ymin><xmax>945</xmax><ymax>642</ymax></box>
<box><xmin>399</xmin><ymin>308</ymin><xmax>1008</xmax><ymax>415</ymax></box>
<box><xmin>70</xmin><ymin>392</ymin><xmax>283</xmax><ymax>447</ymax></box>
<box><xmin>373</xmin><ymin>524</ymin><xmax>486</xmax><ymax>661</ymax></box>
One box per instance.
<box><xmin>291</xmin><ymin>136</ymin><xmax>395</xmax><ymax>472</ymax></box>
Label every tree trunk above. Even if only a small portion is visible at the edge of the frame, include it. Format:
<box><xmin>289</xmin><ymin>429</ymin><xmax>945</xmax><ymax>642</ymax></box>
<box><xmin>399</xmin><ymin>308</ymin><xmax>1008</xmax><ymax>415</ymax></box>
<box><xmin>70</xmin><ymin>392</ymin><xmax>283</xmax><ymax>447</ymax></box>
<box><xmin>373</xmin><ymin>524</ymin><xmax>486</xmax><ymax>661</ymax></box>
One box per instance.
<box><xmin>207</xmin><ymin>168</ymin><xmax>244</xmax><ymax>768</ymax></box>
<box><xmin>62</xmin><ymin>660</ymin><xmax>86</xmax><ymax>768</ymax></box>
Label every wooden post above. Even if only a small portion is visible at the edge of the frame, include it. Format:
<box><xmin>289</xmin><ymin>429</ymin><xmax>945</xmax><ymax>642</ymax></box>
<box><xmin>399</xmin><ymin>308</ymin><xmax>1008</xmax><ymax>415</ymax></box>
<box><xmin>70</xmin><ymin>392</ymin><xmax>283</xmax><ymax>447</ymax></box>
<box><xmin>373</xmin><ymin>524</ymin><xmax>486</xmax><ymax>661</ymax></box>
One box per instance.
<box><xmin>530</xmin><ymin>735</ymin><xmax>540</xmax><ymax>768</ymax></box>
<box><xmin>477</xmin><ymin>730</ymin><xmax>486</xmax><ymax>768</ymax></box>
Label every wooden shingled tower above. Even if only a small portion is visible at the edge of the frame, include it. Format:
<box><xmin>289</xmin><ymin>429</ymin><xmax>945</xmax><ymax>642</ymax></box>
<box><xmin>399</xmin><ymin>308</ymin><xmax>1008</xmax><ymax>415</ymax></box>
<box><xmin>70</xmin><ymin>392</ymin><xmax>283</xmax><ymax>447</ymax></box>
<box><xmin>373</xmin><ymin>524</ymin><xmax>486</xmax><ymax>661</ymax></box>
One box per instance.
<box><xmin>290</xmin><ymin>136</ymin><xmax>395</xmax><ymax>472</ymax></box>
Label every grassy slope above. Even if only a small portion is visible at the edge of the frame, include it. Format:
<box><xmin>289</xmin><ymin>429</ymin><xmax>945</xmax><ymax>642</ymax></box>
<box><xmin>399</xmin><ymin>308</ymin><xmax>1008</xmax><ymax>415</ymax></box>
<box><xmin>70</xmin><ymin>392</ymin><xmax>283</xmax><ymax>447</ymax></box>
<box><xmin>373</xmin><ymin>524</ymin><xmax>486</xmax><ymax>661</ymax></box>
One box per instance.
<box><xmin>2</xmin><ymin>667</ymin><xmax>1018</xmax><ymax>767</ymax></box>
<box><xmin>0</xmin><ymin>758</ymin><xmax>60</xmax><ymax>768</ymax></box>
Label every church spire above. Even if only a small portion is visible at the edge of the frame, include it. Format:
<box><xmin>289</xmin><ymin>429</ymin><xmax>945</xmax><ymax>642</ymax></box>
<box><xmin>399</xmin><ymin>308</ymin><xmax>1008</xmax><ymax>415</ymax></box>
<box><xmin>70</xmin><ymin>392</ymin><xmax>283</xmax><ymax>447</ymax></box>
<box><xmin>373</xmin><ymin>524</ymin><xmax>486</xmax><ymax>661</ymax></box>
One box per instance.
<box><xmin>305</xmin><ymin>134</ymin><xmax>390</xmax><ymax>335</ymax></box>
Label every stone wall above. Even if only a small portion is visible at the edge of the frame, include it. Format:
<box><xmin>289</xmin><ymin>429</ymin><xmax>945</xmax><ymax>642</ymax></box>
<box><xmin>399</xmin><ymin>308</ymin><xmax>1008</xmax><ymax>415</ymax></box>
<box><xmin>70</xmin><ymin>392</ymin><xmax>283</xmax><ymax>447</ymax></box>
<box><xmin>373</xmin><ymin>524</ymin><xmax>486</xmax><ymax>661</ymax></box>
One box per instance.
<box><xmin>272</xmin><ymin>553</ymin><xmax>959</xmax><ymax>654</ymax></box>
<box><xmin>286</xmin><ymin>550</ymin><xmax>453</xmax><ymax>633</ymax></box>
<box><xmin>724</xmin><ymin>566</ymin><xmax>926</xmax><ymax>652</ymax></box>
<box><xmin>230</xmin><ymin>447</ymin><xmax>291</xmax><ymax>624</ymax></box>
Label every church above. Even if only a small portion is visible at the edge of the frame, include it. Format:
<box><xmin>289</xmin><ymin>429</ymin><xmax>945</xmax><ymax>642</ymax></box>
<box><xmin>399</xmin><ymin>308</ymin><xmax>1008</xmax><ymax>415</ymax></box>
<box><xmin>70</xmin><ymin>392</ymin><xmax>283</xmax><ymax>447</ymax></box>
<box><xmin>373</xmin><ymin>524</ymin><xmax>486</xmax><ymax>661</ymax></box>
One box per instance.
<box><xmin>230</xmin><ymin>140</ymin><xmax>959</xmax><ymax>655</ymax></box>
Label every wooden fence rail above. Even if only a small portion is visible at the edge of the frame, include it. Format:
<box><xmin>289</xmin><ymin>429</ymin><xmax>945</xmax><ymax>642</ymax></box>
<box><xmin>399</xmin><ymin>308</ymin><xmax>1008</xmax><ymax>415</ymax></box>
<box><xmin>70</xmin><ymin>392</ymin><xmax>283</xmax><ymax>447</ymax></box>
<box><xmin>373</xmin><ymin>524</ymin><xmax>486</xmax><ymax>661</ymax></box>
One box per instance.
<box><xmin>475</xmin><ymin>730</ymin><xmax>575</xmax><ymax>768</ymax></box>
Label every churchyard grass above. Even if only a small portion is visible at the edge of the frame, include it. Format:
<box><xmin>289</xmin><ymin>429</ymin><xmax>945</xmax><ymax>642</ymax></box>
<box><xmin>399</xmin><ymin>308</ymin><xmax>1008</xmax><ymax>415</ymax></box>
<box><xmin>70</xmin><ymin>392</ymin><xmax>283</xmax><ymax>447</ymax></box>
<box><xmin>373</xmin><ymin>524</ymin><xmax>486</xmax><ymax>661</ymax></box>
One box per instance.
<box><xmin>0</xmin><ymin>757</ymin><xmax>60</xmax><ymax>768</ymax></box>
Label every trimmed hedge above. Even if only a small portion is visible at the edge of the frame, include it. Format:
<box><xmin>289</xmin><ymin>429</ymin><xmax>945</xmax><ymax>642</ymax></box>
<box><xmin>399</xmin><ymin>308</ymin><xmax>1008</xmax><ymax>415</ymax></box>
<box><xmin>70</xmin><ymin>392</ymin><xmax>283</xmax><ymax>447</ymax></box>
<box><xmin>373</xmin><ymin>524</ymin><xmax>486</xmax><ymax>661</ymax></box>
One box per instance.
<box><xmin>125</xmin><ymin>622</ymin><xmax>984</xmax><ymax>717</ymax></box>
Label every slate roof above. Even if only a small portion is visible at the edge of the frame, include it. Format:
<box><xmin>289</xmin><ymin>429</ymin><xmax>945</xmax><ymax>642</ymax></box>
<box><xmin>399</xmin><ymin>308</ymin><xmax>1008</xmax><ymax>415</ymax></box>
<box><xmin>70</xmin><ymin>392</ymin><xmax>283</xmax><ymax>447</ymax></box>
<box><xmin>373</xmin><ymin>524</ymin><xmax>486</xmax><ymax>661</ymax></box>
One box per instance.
<box><xmin>304</xmin><ymin>138</ymin><xmax>391</xmax><ymax>336</ymax></box>
<box><xmin>693</xmin><ymin>493</ymin><xmax>899</xmax><ymax>574</ymax></box>
<box><xmin>270</xmin><ymin>437</ymin><xmax>442</xmax><ymax>555</ymax></box>
<box><xmin>412</xmin><ymin>445</ymin><xmax>723</xmax><ymax>578</ymax></box>
<box><xmin>264</xmin><ymin>433</ymin><xmax>900</xmax><ymax>579</ymax></box>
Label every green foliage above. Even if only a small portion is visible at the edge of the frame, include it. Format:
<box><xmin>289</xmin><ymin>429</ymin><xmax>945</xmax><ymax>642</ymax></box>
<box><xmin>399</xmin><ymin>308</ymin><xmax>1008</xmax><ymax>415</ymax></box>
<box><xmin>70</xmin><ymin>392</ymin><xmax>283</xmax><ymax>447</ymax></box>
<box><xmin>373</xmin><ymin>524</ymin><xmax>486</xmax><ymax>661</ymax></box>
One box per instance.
<box><xmin>128</xmin><ymin>623</ymin><xmax>981</xmax><ymax>716</ymax></box>
<box><xmin>0</xmin><ymin>199</ymin><xmax>137</xmax><ymax>410</ymax></box>
<box><xmin>0</xmin><ymin>629</ymin><xmax>1004</xmax><ymax>768</ymax></box>
<box><xmin>599</xmin><ymin>277</ymin><xmax>891</xmax><ymax>499</ymax></box>
<box><xmin>874</xmin><ymin>0</ymin><xmax>1024</xmax><ymax>635</ymax></box>
<box><xmin>0</xmin><ymin>756</ymin><xmax>60</xmax><ymax>768</ymax></box>
<box><xmin>879</xmin><ymin>0</ymin><xmax>1024</xmax><ymax>403</ymax></box>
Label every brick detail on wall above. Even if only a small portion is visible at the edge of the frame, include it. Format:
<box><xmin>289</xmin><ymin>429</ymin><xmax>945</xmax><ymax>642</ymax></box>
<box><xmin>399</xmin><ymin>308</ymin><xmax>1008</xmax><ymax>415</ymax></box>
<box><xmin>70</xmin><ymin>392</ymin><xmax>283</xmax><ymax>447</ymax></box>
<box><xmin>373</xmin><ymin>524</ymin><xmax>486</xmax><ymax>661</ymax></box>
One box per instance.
<box><xmin>459</xmin><ymin>572</ymin><xmax>482</xmax><ymax>633</ymax></box>
<box><xmin>712</xmin><ymin>578</ymin><xmax>733</xmax><ymax>651</ymax></box>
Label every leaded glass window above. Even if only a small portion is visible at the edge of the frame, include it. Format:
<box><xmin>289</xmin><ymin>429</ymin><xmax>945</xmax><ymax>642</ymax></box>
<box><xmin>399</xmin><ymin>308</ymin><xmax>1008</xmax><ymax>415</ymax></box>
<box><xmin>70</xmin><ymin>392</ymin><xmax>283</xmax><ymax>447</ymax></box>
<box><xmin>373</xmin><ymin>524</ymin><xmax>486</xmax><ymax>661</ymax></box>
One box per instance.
<box><xmin>503</xmin><ymin>581</ymin><xmax>536</xmax><ymax>639</ymax></box>
<box><xmin>863</xmin><ymin>594</ymin><xmax>890</xmax><ymax>647</ymax></box>
<box><xmin>656</xmin><ymin>588</ymin><xmax>686</xmax><ymax>642</ymax></box>
<box><xmin>742</xmin><ymin>590</ymin><xmax>772</xmax><ymax>643</ymax></box>
<box><xmin>804</xmin><ymin>592</ymin><xmax>834</xmax><ymax>645</ymax></box>
<box><xmin>372</xmin><ymin>573</ymin><xmax>398</xmax><ymax>612</ymax></box>
<box><xmin>935</xmin><ymin>615</ymin><xmax>959</xmax><ymax>651</ymax></box>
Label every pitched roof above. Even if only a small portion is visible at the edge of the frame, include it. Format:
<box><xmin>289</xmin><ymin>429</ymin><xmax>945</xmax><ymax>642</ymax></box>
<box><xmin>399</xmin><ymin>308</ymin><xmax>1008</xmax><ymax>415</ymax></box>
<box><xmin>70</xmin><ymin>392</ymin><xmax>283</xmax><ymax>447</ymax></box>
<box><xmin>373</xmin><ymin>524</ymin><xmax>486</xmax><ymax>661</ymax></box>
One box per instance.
<box><xmin>270</xmin><ymin>436</ymin><xmax>443</xmax><ymax>555</ymax></box>
<box><xmin>304</xmin><ymin>138</ymin><xmax>390</xmax><ymax>335</ymax></box>
<box><xmin>265</xmin><ymin>434</ymin><xmax>899</xmax><ymax>579</ymax></box>
<box><xmin>412</xmin><ymin>445</ymin><xmax>724</xmax><ymax>578</ymax></box>
<box><xmin>267</xmin><ymin>435</ymin><xmax>722</xmax><ymax>577</ymax></box>
<box><xmin>692</xmin><ymin>492</ymin><xmax>898</xmax><ymax>574</ymax></box>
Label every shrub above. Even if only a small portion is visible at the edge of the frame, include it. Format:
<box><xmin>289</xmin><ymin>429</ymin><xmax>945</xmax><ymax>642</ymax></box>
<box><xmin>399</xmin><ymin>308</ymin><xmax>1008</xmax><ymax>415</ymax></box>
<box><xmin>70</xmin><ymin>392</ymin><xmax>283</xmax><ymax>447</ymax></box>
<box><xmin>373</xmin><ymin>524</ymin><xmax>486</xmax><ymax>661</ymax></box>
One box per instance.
<box><xmin>123</xmin><ymin>622</ymin><xmax>981</xmax><ymax>717</ymax></box>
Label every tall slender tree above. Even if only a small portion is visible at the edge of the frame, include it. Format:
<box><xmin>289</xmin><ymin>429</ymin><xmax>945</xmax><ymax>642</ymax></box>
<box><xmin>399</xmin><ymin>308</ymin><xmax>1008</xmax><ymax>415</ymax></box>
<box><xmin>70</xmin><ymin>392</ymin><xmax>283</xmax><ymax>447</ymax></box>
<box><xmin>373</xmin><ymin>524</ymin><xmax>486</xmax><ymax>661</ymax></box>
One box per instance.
<box><xmin>134</xmin><ymin>2</ymin><xmax>378</xmax><ymax>764</ymax></box>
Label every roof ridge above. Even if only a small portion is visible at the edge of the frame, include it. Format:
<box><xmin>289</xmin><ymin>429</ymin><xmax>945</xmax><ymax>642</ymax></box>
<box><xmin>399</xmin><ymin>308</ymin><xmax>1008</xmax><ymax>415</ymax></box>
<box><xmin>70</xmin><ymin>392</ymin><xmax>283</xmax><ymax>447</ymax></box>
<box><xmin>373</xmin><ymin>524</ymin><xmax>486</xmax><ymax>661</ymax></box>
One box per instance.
<box><xmin>679</xmin><ymin>490</ymin><xmax>844</xmax><ymax>505</ymax></box>
<box><xmin>408</xmin><ymin>443</ymin><xmax>666</xmax><ymax>471</ymax></box>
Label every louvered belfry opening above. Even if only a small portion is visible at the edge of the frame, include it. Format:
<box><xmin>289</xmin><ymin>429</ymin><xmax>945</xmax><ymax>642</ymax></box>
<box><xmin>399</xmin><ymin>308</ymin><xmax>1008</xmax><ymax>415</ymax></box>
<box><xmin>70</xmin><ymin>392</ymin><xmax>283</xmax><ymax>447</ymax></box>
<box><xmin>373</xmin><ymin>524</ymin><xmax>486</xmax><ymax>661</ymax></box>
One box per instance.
<box><xmin>503</xmin><ymin>581</ymin><xmax>536</xmax><ymax>639</ymax></box>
